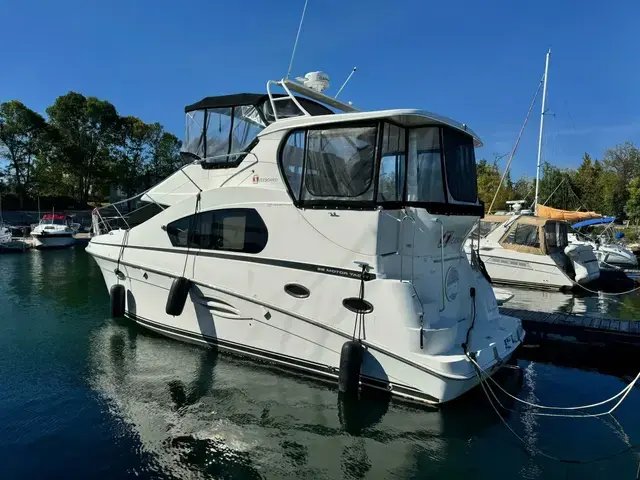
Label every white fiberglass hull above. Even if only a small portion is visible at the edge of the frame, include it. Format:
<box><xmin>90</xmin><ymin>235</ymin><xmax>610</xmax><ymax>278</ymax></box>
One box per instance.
<box><xmin>88</xmin><ymin>242</ymin><xmax>522</xmax><ymax>405</ymax></box>
<box><xmin>468</xmin><ymin>249</ymin><xmax>573</xmax><ymax>291</ymax></box>
<box><xmin>31</xmin><ymin>233</ymin><xmax>76</xmax><ymax>249</ymax></box>
<box><xmin>596</xmin><ymin>248</ymin><xmax>638</xmax><ymax>269</ymax></box>
<box><xmin>0</xmin><ymin>230</ymin><xmax>11</xmax><ymax>244</ymax></box>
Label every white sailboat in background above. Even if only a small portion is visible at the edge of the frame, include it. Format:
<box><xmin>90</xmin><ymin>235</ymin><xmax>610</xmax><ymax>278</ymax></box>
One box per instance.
<box><xmin>465</xmin><ymin>50</ymin><xmax>601</xmax><ymax>291</ymax></box>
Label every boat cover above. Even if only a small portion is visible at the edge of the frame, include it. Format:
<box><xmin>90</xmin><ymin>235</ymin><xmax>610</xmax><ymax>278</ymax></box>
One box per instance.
<box><xmin>536</xmin><ymin>204</ymin><xmax>601</xmax><ymax>223</ymax></box>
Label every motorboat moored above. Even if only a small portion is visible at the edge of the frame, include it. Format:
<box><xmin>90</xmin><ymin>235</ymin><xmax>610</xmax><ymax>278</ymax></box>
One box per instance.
<box><xmin>31</xmin><ymin>213</ymin><xmax>77</xmax><ymax>249</ymax></box>
<box><xmin>87</xmin><ymin>72</ymin><xmax>524</xmax><ymax>405</ymax></box>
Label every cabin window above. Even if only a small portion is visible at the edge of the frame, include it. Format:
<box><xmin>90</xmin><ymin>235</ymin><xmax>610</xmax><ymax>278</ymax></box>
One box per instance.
<box><xmin>166</xmin><ymin>208</ymin><xmax>268</xmax><ymax>254</ymax></box>
<box><xmin>504</xmin><ymin>223</ymin><xmax>540</xmax><ymax>248</ymax></box>
<box><xmin>281</xmin><ymin>130</ymin><xmax>306</xmax><ymax>201</ymax></box>
<box><xmin>407</xmin><ymin>127</ymin><xmax>445</xmax><ymax>203</ymax></box>
<box><xmin>303</xmin><ymin>126</ymin><xmax>377</xmax><ymax>200</ymax></box>
<box><xmin>280</xmin><ymin>125</ymin><xmax>378</xmax><ymax>204</ymax></box>
<box><xmin>545</xmin><ymin>222</ymin><xmax>568</xmax><ymax>249</ymax></box>
<box><xmin>443</xmin><ymin>128</ymin><xmax>478</xmax><ymax>203</ymax></box>
<box><xmin>378</xmin><ymin>123</ymin><xmax>406</xmax><ymax>202</ymax></box>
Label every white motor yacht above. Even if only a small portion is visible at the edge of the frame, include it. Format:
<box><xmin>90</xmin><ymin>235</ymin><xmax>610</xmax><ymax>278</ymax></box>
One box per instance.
<box><xmin>31</xmin><ymin>213</ymin><xmax>77</xmax><ymax>249</ymax></box>
<box><xmin>569</xmin><ymin>217</ymin><xmax>638</xmax><ymax>270</ymax></box>
<box><xmin>87</xmin><ymin>73</ymin><xmax>524</xmax><ymax>405</ymax></box>
<box><xmin>465</xmin><ymin>213</ymin><xmax>600</xmax><ymax>291</ymax></box>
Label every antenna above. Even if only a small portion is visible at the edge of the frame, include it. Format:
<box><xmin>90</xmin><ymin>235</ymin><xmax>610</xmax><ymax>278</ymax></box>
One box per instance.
<box><xmin>335</xmin><ymin>67</ymin><xmax>357</xmax><ymax>99</ymax></box>
<box><xmin>286</xmin><ymin>0</ymin><xmax>309</xmax><ymax>80</ymax></box>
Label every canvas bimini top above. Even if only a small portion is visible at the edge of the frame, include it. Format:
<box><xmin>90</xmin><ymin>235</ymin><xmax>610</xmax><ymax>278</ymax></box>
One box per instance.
<box><xmin>572</xmin><ymin>216</ymin><xmax>616</xmax><ymax>229</ymax></box>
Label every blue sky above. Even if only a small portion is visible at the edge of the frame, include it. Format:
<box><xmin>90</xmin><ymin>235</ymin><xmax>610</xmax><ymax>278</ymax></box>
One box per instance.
<box><xmin>1</xmin><ymin>0</ymin><xmax>639</xmax><ymax>180</ymax></box>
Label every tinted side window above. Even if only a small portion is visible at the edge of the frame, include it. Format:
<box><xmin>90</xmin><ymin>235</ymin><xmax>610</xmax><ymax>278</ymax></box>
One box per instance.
<box><xmin>505</xmin><ymin>224</ymin><xmax>540</xmax><ymax>248</ymax></box>
<box><xmin>166</xmin><ymin>208</ymin><xmax>268</xmax><ymax>254</ymax></box>
<box><xmin>442</xmin><ymin>128</ymin><xmax>478</xmax><ymax>203</ymax></box>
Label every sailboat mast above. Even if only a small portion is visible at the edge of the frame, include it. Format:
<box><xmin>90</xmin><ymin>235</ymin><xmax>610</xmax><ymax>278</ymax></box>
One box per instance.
<box><xmin>533</xmin><ymin>49</ymin><xmax>551</xmax><ymax>216</ymax></box>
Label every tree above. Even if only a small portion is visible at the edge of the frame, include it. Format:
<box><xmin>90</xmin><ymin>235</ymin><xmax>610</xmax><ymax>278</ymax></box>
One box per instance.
<box><xmin>0</xmin><ymin>101</ymin><xmax>49</xmax><ymax>207</ymax></box>
<box><xmin>624</xmin><ymin>177</ymin><xmax>640</xmax><ymax>224</ymax></box>
<box><xmin>147</xmin><ymin>124</ymin><xmax>182</xmax><ymax>185</ymax></box>
<box><xmin>115</xmin><ymin>116</ymin><xmax>153</xmax><ymax>197</ymax></box>
<box><xmin>46</xmin><ymin>93</ymin><xmax>120</xmax><ymax>203</ymax></box>
<box><xmin>513</xmin><ymin>176</ymin><xmax>534</xmax><ymax>203</ymax></box>
<box><xmin>602</xmin><ymin>141</ymin><xmax>640</xmax><ymax>220</ymax></box>
<box><xmin>477</xmin><ymin>159</ymin><xmax>513</xmax><ymax>212</ymax></box>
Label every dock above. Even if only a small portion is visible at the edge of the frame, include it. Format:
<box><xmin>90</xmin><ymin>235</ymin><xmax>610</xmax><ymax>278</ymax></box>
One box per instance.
<box><xmin>500</xmin><ymin>307</ymin><xmax>640</xmax><ymax>349</ymax></box>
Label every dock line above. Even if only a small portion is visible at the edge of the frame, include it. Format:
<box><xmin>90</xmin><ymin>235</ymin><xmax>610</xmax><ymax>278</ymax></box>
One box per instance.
<box><xmin>468</xmin><ymin>352</ymin><xmax>639</xmax><ymax>417</ymax></box>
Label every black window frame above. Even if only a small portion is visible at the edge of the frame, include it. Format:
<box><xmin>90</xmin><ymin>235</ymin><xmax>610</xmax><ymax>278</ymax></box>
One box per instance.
<box><xmin>278</xmin><ymin>121</ymin><xmax>484</xmax><ymax>216</ymax></box>
<box><xmin>166</xmin><ymin>207</ymin><xmax>268</xmax><ymax>254</ymax></box>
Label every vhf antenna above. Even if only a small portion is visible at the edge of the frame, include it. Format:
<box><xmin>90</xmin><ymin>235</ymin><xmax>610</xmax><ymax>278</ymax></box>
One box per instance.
<box><xmin>286</xmin><ymin>0</ymin><xmax>309</xmax><ymax>79</ymax></box>
<box><xmin>335</xmin><ymin>67</ymin><xmax>357</xmax><ymax>99</ymax></box>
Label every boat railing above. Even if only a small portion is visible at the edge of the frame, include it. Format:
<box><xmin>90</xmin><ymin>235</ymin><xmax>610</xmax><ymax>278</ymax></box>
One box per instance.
<box><xmin>266</xmin><ymin>78</ymin><xmax>359</xmax><ymax>122</ymax></box>
<box><xmin>92</xmin><ymin>152</ymin><xmax>258</xmax><ymax>236</ymax></box>
<box><xmin>91</xmin><ymin>161</ymin><xmax>201</xmax><ymax>236</ymax></box>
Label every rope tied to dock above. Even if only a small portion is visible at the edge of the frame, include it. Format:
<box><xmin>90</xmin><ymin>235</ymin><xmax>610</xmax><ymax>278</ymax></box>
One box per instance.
<box><xmin>467</xmin><ymin>352</ymin><xmax>640</xmax><ymax>472</ymax></box>
<box><xmin>467</xmin><ymin>352</ymin><xmax>639</xmax><ymax>417</ymax></box>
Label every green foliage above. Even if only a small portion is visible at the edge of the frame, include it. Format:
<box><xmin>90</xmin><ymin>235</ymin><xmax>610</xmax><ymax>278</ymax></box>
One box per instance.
<box><xmin>0</xmin><ymin>101</ymin><xmax>49</xmax><ymax>207</ymax></box>
<box><xmin>480</xmin><ymin>142</ymin><xmax>640</xmax><ymax>220</ymax></box>
<box><xmin>0</xmin><ymin>93</ymin><xmax>182</xmax><ymax>207</ymax></box>
<box><xmin>624</xmin><ymin>177</ymin><xmax>640</xmax><ymax>224</ymax></box>
<box><xmin>477</xmin><ymin>158</ymin><xmax>513</xmax><ymax>212</ymax></box>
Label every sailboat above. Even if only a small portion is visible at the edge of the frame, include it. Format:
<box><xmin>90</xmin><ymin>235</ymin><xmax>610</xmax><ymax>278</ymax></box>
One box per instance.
<box><xmin>465</xmin><ymin>50</ymin><xmax>601</xmax><ymax>291</ymax></box>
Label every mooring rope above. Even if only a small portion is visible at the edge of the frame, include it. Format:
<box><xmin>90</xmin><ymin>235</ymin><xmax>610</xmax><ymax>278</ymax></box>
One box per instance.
<box><xmin>469</xmin><ymin>357</ymin><xmax>639</xmax><ymax>468</ymax></box>
<box><xmin>467</xmin><ymin>353</ymin><xmax>639</xmax><ymax>416</ymax></box>
<box><xmin>181</xmin><ymin>193</ymin><xmax>201</xmax><ymax>279</ymax></box>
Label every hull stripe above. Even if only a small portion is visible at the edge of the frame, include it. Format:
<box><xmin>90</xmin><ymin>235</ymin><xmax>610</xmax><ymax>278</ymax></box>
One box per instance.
<box><xmin>89</xmin><ymin>241</ymin><xmax>376</xmax><ymax>281</ymax></box>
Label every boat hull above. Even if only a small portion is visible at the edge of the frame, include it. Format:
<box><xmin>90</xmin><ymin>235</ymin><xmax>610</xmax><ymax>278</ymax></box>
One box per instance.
<box><xmin>31</xmin><ymin>233</ymin><xmax>76</xmax><ymax>249</ymax></box>
<box><xmin>89</xmin><ymin>250</ymin><xmax>521</xmax><ymax>405</ymax></box>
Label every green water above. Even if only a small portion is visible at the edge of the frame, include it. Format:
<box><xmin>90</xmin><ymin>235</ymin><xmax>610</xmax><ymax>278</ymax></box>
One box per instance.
<box><xmin>0</xmin><ymin>247</ymin><xmax>638</xmax><ymax>479</ymax></box>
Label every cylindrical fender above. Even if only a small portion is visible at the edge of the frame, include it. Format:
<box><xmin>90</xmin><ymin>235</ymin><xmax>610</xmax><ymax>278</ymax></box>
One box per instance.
<box><xmin>166</xmin><ymin>277</ymin><xmax>192</xmax><ymax>316</ymax></box>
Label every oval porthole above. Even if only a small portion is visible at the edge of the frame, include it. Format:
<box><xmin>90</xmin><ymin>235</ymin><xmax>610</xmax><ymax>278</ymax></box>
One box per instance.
<box><xmin>342</xmin><ymin>297</ymin><xmax>374</xmax><ymax>314</ymax></box>
<box><xmin>284</xmin><ymin>283</ymin><xmax>310</xmax><ymax>299</ymax></box>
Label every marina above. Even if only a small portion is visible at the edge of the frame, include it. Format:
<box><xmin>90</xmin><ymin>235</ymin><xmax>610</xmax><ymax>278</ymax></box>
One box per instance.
<box><xmin>0</xmin><ymin>247</ymin><xmax>639</xmax><ymax>479</ymax></box>
<box><xmin>1</xmin><ymin>1</ymin><xmax>640</xmax><ymax>478</ymax></box>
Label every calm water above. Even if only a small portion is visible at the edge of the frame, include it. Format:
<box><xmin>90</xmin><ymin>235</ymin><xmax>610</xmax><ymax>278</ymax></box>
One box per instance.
<box><xmin>0</xmin><ymin>248</ymin><xmax>638</xmax><ymax>479</ymax></box>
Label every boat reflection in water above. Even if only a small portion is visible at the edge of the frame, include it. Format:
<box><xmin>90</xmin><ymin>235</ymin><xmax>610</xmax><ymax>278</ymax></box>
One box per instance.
<box><xmin>88</xmin><ymin>320</ymin><xmax>523</xmax><ymax>479</ymax></box>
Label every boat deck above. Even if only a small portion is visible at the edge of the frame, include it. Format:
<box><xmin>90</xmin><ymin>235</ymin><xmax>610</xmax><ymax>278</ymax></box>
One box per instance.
<box><xmin>500</xmin><ymin>306</ymin><xmax>640</xmax><ymax>349</ymax></box>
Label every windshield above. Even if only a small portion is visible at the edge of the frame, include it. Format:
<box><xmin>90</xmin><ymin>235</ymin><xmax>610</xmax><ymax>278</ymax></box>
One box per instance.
<box><xmin>470</xmin><ymin>220</ymin><xmax>503</xmax><ymax>238</ymax></box>
<box><xmin>42</xmin><ymin>217</ymin><xmax>67</xmax><ymax>225</ymax></box>
<box><xmin>183</xmin><ymin>106</ymin><xmax>265</xmax><ymax>160</ymax></box>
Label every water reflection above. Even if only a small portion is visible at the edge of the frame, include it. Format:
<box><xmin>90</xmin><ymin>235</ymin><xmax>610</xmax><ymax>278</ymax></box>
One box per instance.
<box><xmin>506</xmin><ymin>286</ymin><xmax>640</xmax><ymax>320</ymax></box>
<box><xmin>88</xmin><ymin>320</ymin><xmax>525</xmax><ymax>479</ymax></box>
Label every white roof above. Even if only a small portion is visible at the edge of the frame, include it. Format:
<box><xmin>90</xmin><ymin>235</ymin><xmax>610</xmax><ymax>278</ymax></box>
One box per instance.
<box><xmin>259</xmin><ymin>109</ymin><xmax>483</xmax><ymax>147</ymax></box>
